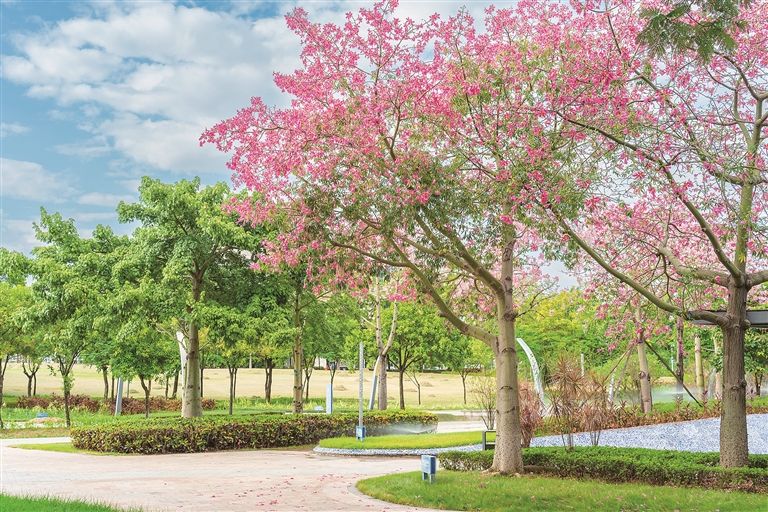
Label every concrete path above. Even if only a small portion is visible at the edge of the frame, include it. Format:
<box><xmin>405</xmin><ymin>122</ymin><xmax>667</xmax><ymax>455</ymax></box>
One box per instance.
<box><xmin>532</xmin><ymin>413</ymin><xmax>768</xmax><ymax>453</ymax></box>
<box><xmin>0</xmin><ymin>438</ymin><xmax>432</xmax><ymax>512</ymax></box>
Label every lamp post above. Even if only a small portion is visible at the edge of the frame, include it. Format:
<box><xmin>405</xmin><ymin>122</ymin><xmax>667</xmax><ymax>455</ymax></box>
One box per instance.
<box><xmin>356</xmin><ymin>341</ymin><xmax>366</xmax><ymax>441</ymax></box>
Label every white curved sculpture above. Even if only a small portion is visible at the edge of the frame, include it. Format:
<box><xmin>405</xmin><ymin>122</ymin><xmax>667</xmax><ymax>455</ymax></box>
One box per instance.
<box><xmin>517</xmin><ymin>337</ymin><xmax>545</xmax><ymax>405</ymax></box>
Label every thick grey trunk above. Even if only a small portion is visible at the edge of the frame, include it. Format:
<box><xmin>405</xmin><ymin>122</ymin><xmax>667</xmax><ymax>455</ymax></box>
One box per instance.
<box><xmin>719</xmin><ymin>285</ymin><xmax>748</xmax><ymax>467</ymax></box>
<box><xmin>490</xmin><ymin>231</ymin><xmax>524</xmax><ymax>474</ymax></box>
<box><xmin>182</xmin><ymin>278</ymin><xmax>204</xmax><ymax>418</ymax></box>
<box><xmin>182</xmin><ymin>325</ymin><xmax>203</xmax><ymax>417</ymax></box>
<box><xmin>491</xmin><ymin>321</ymin><xmax>524</xmax><ymax>474</ymax></box>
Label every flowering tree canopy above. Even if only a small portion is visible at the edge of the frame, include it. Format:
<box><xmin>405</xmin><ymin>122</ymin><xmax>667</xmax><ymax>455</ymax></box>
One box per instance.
<box><xmin>203</xmin><ymin>1</ymin><xmax>554</xmax><ymax>473</ymax></box>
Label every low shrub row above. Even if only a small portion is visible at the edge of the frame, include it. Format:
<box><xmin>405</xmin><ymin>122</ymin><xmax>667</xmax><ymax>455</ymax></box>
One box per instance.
<box><xmin>106</xmin><ymin>397</ymin><xmax>217</xmax><ymax>415</ymax></box>
<box><xmin>17</xmin><ymin>394</ymin><xmax>102</xmax><ymax>412</ymax></box>
<box><xmin>16</xmin><ymin>395</ymin><xmax>218</xmax><ymax>415</ymax></box>
<box><xmin>439</xmin><ymin>447</ymin><xmax>768</xmax><ymax>493</ymax></box>
<box><xmin>72</xmin><ymin>410</ymin><xmax>438</xmax><ymax>454</ymax></box>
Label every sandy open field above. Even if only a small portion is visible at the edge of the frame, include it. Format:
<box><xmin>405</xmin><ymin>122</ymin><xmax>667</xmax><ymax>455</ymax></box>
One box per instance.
<box><xmin>3</xmin><ymin>363</ymin><xmax>471</xmax><ymax>408</ymax></box>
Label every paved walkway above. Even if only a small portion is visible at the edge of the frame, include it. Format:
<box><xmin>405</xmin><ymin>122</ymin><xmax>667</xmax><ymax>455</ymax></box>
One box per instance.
<box><xmin>532</xmin><ymin>413</ymin><xmax>768</xmax><ymax>453</ymax></box>
<box><xmin>0</xmin><ymin>438</ymin><xmax>430</xmax><ymax>511</ymax></box>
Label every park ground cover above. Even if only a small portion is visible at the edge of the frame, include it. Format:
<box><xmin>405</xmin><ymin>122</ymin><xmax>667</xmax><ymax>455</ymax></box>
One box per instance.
<box><xmin>319</xmin><ymin>431</ymin><xmax>494</xmax><ymax>449</ymax></box>
<box><xmin>0</xmin><ymin>495</ymin><xmax>136</xmax><ymax>512</ymax></box>
<box><xmin>440</xmin><ymin>447</ymin><xmax>768</xmax><ymax>493</ymax></box>
<box><xmin>357</xmin><ymin>471</ymin><xmax>767</xmax><ymax>512</ymax></box>
<box><xmin>10</xmin><ymin>442</ymin><xmax>119</xmax><ymax>456</ymax></box>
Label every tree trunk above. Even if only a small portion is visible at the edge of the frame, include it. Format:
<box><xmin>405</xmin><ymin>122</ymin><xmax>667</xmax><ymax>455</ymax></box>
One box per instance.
<box><xmin>171</xmin><ymin>370</ymin><xmax>179</xmax><ymax>400</ymax></box>
<box><xmin>182</xmin><ymin>321</ymin><xmax>203</xmax><ymax>418</ymax></box>
<box><xmin>27</xmin><ymin>374</ymin><xmax>33</xmax><ymax>397</ymax></box>
<box><xmin>461</xmin><ymin>372</ymin><xmax>468</xmax><ymax>405</ymax></box>
<box><xmin>719</xmin><ymin>284</ymin><xmax>748</xmax><ymax>468</ymax></box>
<box><xmin>303</xmin><ymin>364</ymin><xmax>313</xmax><ymax>402</ymax></box>
<box><xmin>694</xmin><ymin>334</ymin><xmax>705</xmax><ymax>398</ymax></box>
<box><xmin>491</xmin><ymin>312</ymin><xmax>524</xmax><ymax>474</ymax></box>
<box><xmin>398</xmin><ymin>369</ymin><xmax>405</xmax><ymax>409</ymax></box>
<box><xmin>637</xmin><ymin>331</ymin><xmax>653</xmax><ymax>414</ymax></box>
<box><xmin>416</xmin><ymin>377</ymin><xmax>421</xmax><ymax>405</ymax></box>
<box><xmin>63</xmin><ymin>375</ymin><xmax>72</xmax><ymax>428</ymax></box>
<box><xmin>675</xmin><ymin>317</ymin><xmax>685</xmax><ymax>389</ymax></box>
<box><xmin>165</xmin><ymin>376</ymin><xmax>169</xmax><ymax>398</ymax></box>
<box><xmin>377</xmin><ymin>354</ymin><xmax>388</xmax><ymax>410</ymax></box>
<box><xmin>292</xmin><ymin>282</ymin><xmax>304</xmax><ymax>414</ymax></box>
<box><xmin>139</xmin><ymin>377</ymin><xmax>151</xmax><ymax>419</ymax></box>
<box><xmin>182</xmin><ymin>275</ymin><xmax>204</xmax><ymax>417</ymax></box>
<box><xmin>490</xmin><ymin>230</ymin><xmax>524</xmax><ymax>475</ymax></box>
<box><xmin>102</xmin><ymin>366</ymin><xmax>109</xmax><ymax>402</ymax></box>
<box><xmin>33</xmin><ymin>373</ymin><xmax>37</xmax><ymax>396</ymax></box>
<box><xmin>714</xmin><ymin>337</ymin><xmax>723</xmax><ymax>398</ymax></box>
<box><xmin>110</xmin><ymin>374</ymin><xmax>115</xmax><ymax>400</ymax></box>
<box><xmin>0</xmin><ymin>356</ymin><xmax>9</xmax><ymax>429</ymax></box>
<box><xmin>264</xmin><ymin>358</ymin><xmax>274</xmax><ymax>403</ymax></box>
<box><xmin>228</xmin><ymin>367</ymin><xmax>237</xmax><ymax>415</ymax></box>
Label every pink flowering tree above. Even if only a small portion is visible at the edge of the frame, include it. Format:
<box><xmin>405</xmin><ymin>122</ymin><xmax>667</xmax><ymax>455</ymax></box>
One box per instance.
<box><xmin>457</xmin><ymin>0</ymin><xmax>766</xmax><ymax>466</ymax></box>
<box><xmin>203</xmin><ymin>1</ymin><xmax>554</xmax><ymax>473</ymax></box>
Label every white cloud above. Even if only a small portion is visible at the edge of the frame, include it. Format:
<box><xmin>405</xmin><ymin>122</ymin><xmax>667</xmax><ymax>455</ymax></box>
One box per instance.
<box><xmin>0</xmin><ymin>158</ymin><xmax>76</xmax><ymax>202</ymax></box>
<box><xmin>0</xmin><ymin>122</ymin><xmax>29</xmax><ymax>138</ymax></box>
<box><xmin>2</xmin><ymin>1</ymin><xmax>503</xmax><ymax>176</ymax></box>
<box><xmin>0</xmin><ymin>217</ymin><xmax>38</xmax><ymax>253</ymax></box>
<box><xmin>55</xmin><ymin>136</ymin><xmax>112</xmax><ymax>158</ymax></box>
<box><xmin>70</xmin><ymin>211</ymin><xmax>118</xmax><ymax>222</ymax></box>
<box><xmin>99</xmin><ymin>114</ymin><xmax>226</xmax><ymax>173</ymax></box>
<box><xmin>77</xmin><ymin>192</ymin><xmax>133</xmax><ymax>207</ymax></box>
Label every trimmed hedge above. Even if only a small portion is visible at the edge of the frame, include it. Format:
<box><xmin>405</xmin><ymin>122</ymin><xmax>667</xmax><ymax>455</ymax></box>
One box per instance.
<box><xmin>72</xmin><ymin>410</ymin><xmax>437</xmax><ymax>454</ymax></box>
<box><xmin>439</xmin><ymin>447</ymin><xmax>768</xmax><ymax>493</ymax></box>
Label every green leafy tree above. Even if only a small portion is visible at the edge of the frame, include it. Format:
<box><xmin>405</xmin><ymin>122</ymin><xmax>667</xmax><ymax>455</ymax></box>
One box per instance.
<box><xmin>386</xmin><ymin>302</ymin><xmax>455</xmax><ymax>409</ymax></box>
<box><xmin>117</xmin><ymin>177</ymin><xmax>258</xmax><ymax>418</ymax></box>
<box><xmin>29</xmin><ymin>212</ymin><xmax>120</xmax><ymax>426</ymax></box>
<box><xmin>18</xmin><ymin>328</ymin><xmax>47</xmax><ymax>397</ymax></box>
<box><xmin>638</xmin><ymin>0</ymin><xmax>750</xmax><ymax>61</ymax></box>
<box><xmin>443</xmin><ymin>336</ymin><xmax>493</xmax><ymax>405</ymax></box>
<box><xmin>0</xmin><ymin>283</ymin><xmax>32</xmax><ymax>427</ymax></box>
<box><xmin>112</xmin><ymin>321</ymin><xmax>177</xmax><ymax>417</ymax></box>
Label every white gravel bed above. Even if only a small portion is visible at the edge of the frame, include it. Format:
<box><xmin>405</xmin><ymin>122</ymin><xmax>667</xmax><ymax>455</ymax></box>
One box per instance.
<box><xmin>531</xmin><ymin>413</ymin><xmax>768</xmax><ymax>454</ymax></box>
<box><xmin>313</xmin><ymin>444</ymin><xmax>482</xmax><ymax>456</ymax></box>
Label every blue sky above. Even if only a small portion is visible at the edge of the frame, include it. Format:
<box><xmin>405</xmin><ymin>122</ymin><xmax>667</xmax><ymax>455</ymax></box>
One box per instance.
<box><xmin>2</xmin><ymin>0</ymin><xmax>523</xmax><ymax>256</ymax></box>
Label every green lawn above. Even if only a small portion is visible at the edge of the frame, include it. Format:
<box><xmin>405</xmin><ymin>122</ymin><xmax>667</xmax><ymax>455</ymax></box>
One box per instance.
<box><xmin>357</xmin><ymin>471</ymin><xmax>768</xmax><ymax>512</ymax></box>
<box><xmin>10</xmin><ymin>441</ymin><xmax>120</xmax><ymax>456</ymax></box>
<box><xmin>319</xmin><ymin>431</ymin><xmax>494</xmax><ymax>449</ymax></box>
<box><xmin>0</xmin><ymin>495</ymin><xmax>137</xmax><ymax>511</ymax></box>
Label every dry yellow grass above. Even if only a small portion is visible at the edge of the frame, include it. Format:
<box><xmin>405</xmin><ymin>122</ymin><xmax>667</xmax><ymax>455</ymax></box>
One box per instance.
<box><xmin>3</xmin><ymin>363</ymin><xmax>470</xmax><ymax>408</ymax></box>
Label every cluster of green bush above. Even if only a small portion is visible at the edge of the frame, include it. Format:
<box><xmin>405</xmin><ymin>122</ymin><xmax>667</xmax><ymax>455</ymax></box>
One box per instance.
<box><xmin>106</xmin><ymin>397</ymin><xmax>217</xmax><ymax>415</ymax></box>
<box><xmin>72</xmin><ymin>410</ymin><xmax>437</xmax><ymax>454</ymax></box>
<box><xmin>439</xmin><ymin>447</ymin><xmax>768</xmax><ymax>493</ymax></box>
<box><xmin>17</xmin><ymin>395</ymin><xmax>102</xmax><ymax>412</ymax></box>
